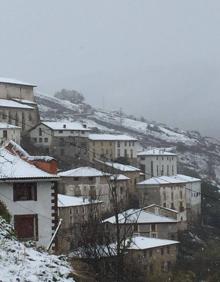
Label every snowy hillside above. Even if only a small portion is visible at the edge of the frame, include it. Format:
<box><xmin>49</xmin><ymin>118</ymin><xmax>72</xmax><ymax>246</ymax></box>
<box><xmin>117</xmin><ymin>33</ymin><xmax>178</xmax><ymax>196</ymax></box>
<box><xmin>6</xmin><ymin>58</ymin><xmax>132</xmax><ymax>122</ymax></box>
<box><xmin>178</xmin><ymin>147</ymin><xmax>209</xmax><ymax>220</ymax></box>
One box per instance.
<box><xmin>35</xmin><ymin>92</ymin><xmax>220</xmax><ymax>186</ymax></box>
<box><xmin>0</xmin><ymin>217</ymin><xmax>75</xmax><ymax>282</ymax></box>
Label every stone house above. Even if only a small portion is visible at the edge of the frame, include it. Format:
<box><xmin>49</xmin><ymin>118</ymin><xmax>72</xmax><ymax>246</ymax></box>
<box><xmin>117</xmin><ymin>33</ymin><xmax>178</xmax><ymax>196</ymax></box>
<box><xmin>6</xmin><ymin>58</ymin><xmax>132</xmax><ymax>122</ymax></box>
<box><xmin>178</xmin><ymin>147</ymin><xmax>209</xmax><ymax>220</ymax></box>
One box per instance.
<box><xmin>29</xmin><ymin>121</ymin><xmax>90</xmax><ymax>165</ymax></box>
<box><xmin>126</xmin><ymin>236</ymin><xmax>179</xmax><ymax>275</ymax></box>
<box><xmin>137</xmin><ymin>174</ymin><xmax>201</xmax><ymax>224</ymax></box>
<box><xmin>88</xmin><ymin>134</ymin><xmax>138</xmax><ymax>163</ymax></box>
<box><xmin>96</xmin><ymin>160</ymin><xmax>143</xmax><ymax>205</ymax></box>
<box><xmin>0</xmin><ymin>77</ymin><xmax>40</xmax><ymax>132</ymax></box>
<box><xmin>137</xmin><ymin>148</ymin><xmax>177</xmax><ymax>179</ymax></box>
<box><xmin>58</xmin><ymin>166</ymin><xmax>129</xmax><ymax>213</ymax></box>
<box><xmin>0</xmin><ymin>141</ymin><xmax>58</xmax><ymax>249</ymax></box>
<box><xmin>57</xmin><ymin>194</ymin><xmax>103</xmax><ymax>252</ymax></box>
<box><xmin>104</xmin><ymin>208</ymin><xmax>178</xmax><ymax>241</ymax></box>
<box><xmin>0</xmin><ymin>123</ymin><xmax>21</xmax><ymax>145</ymax></box>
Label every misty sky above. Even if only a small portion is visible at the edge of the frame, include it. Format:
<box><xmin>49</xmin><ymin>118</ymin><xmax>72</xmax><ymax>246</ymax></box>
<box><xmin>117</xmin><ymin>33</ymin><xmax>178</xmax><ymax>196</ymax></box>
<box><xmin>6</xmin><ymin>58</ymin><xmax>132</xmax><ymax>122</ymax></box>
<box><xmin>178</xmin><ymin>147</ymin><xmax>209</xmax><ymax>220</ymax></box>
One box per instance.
<box><xmin>1</xmin><ymin>0</ymin><xmax>220</xmax><ymax>137</ymax></box>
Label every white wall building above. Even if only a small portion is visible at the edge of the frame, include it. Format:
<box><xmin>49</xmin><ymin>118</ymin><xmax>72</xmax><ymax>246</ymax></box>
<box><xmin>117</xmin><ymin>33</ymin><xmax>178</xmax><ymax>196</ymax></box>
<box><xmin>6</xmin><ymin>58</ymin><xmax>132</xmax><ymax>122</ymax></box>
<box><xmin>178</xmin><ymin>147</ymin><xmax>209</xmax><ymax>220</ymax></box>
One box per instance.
<box><xmin>0</xmin><ymin>144</ymin><xmax>58</xmax><ymax>248</ymax></box>
<box><xmin>0</xmin><ymin>123</ymin><xmax>21</xmax><ymax>145</ymax></box>
<box><xmin>137</xmin><ymin>149</ymin><xmax>177</xmax><ymax>178</ymax></box>
<box><xmin>137</xmin><ymin>174</ymin><xmax>201</xmax><ymax>223</ymax></box>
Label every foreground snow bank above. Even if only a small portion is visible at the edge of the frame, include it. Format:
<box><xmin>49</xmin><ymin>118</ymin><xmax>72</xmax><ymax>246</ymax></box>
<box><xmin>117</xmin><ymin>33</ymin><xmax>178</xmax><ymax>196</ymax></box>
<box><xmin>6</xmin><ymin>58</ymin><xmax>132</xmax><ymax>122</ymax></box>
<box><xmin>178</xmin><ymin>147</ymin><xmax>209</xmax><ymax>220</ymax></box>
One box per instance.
<box><xmin>0</xmin><ymin>217</ymin><xmax>75</xmax><ymax>282</ymax></box>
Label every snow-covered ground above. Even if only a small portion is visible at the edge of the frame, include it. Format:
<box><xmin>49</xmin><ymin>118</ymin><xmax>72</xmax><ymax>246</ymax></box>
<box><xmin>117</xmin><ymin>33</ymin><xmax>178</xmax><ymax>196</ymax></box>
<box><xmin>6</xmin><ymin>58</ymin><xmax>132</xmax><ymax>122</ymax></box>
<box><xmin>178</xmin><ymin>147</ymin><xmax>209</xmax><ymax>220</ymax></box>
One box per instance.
<box><xmin>0</xmin><ymin>217</ymin><xmax>75</xmax><ymax>282</ymax></box>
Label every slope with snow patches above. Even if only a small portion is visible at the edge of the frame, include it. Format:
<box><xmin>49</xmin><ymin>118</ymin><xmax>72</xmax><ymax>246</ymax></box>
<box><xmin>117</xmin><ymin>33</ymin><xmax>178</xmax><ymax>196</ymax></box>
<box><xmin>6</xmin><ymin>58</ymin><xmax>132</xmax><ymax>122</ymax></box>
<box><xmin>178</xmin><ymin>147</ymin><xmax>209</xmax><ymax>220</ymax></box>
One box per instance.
<box><xmin>35</xmin><ymin>92</ymin><xmax>220</xmax><ymax>185</ymax></box>
<box><xmin>0</xmin><ymin>217</ymin><xmax>75</xmax><ymax>282</ymax></box>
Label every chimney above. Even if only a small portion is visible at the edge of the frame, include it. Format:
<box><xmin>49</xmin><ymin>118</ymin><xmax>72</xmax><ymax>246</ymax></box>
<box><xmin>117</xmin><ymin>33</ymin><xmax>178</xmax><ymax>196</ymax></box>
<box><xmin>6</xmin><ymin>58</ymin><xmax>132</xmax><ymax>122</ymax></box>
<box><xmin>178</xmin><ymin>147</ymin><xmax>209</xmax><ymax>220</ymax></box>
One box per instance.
<box><xmin>83</xmin><ymin>124</ymin><xmax>87</xmax><ymax>128</ymax></box>
<box><xmin>63</xmin><ymin>124</ymin><xmax>66</xmax><ymax>129</ymax></box>
<box><xmin>29</xmin><ymin>158</ymin><xmax>58</xmax><ymax>174</ymax></box>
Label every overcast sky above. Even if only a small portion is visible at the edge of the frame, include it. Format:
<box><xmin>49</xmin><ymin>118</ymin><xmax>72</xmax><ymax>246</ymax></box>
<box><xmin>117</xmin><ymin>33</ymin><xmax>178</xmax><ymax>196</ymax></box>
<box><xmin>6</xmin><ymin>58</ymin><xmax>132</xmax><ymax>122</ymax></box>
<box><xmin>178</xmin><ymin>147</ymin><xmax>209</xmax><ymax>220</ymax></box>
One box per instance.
<box><xmin>1</xmin><ymin>0</ymin><xmax>220</xmax><ymax>137</ymax></box>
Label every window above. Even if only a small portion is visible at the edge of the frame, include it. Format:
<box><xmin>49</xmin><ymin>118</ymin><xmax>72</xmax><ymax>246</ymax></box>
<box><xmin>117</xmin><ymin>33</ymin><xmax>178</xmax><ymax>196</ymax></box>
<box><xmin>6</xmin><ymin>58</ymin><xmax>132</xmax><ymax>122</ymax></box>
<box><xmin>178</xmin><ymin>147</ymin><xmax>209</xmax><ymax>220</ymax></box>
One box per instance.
<box><xmin>117</xmin><ymin>149</ymin><xmax>120</xmax><ymax>157</ymax></box>
<box><xmin>180</xmin><ymin>190</ymin><xmax>183</xmax><ymax>199</ymax></box>
<box><xmin>39</xmin><ymin>137</ymin><xmax>42</xmax><ymax>143</ymax></box>
<box><xmin>44</xmin><ymin>138</ymin><xmax>48</xmax><ymax>143</ymax></box>
<box><xmin>117</xmin><ymin>141</ymin><xmax>120</xmax><ymax>147</ymax></box>
<box><xmin>74</xmin><ymin>177</ymin><xmax>79</xmax><ymax>181</ymax></box>
<box><xmin>88</xmin><ymin>177</ymin><xmax>94</xmax><ymax>181</ymax></box>
<box><xmin>151</xmin><ymin>224</ymin><xmax>156</xmax><ymax>232</ymax></box>
<box><xmin>167</xmin><ymin>165</ymin><xmax>169</xmax><ymax>176</ymax></box>
<box><xmin>149</xmin><ymin>249</ymin><xmax>153</xmax><ymax>257</ymax></box>
<box><xmin>125</xmin><ymin>141</ymin><xmax>127</xmax><ymax>146</ymax></box>
<box><xmin>171</xmin><ymin>191</ymin><xmax>174</xmax><ymax>201</ymax></box>
<box><xmin>14</xmin><ymin>214</ymin><xmax>38</xmax><ymax>240</ymax></box>
<box><xmin>171</xmin><ymin>203</ymin><xmax>175</xmax><ymax>210</ymax></box>
<box><xmin>124</xmin><ymin>149</ymin><xmax>127</xmax><ymax>157</ymax></box>
<box><xmin>179</xmin><ymin>201</ymin><xmax>184</xmax><ymax>212</ymax></box>
<box><xmin>32</xmin><ymin>138</ymin><xmax>37</xmax><ymax>142</ymax></box>
<box><xmin>39</xmin><ymin>128</ymin><xmax>42</xmax><ymax>136</ymax></box>
<box><xmin>140</xmin><ymin>156</ymin><xmax>145</xmax><ymax>161</ymax></box>
<box><xmin>172</xmin><ymin>165</ymin><xmax>174</xmax><ymax>175</ymax></box>
<box><xmin>167</xmin><ymin>246</ymin><xmax>170</xmax><ymax>254</ymax></box>
<box><xmin>130</xmin><ymin>149</ymin><xmax>133</xmax><ymax>158</ymax></box>
<box><xmin>163</xmin><ymin>202</ymin><xmax>166</xmax><ymax>207</ymax></box>
<box><xmin>58</xmin><ymin>130</ymin><xmax>63</xmax><ymax>133</ymax></box>
<box><xmin>13</xmin><ymin>183</ymin><xmax>37</xmax><ymax>201</ymax></box>
<box><xmin>151</xmin><ymin>160</ymin><xmax>153</xmax><ymax>177</ymax></box>
<box><xmin>156</xmin><ymin>165</ymin><xmax>159</xmax><ymax>176</ymax></box>
<box><xmin>3</xmin><ymin>130</ymin><xmax>7</xmax><ymax>138</ymax></box>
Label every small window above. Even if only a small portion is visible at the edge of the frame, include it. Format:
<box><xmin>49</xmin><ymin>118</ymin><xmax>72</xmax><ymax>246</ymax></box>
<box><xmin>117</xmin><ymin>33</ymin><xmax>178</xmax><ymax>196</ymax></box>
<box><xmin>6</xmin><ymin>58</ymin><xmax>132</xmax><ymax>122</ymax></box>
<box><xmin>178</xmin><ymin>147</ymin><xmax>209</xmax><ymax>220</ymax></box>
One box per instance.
<box><xmin>3</xmin><ymin>130</ymin><xmax>7</xmax><ymax>138</ymax></box>
<box><xmin>39</xmin><ymin>137</ymin><xmax>42</xmax><ymax>143</ymax></box>
<box><xmin>117</xmin><ymin>141</ymin><xmax>120</xmax><ymax>147</ymax></box>
<box><xmin>33</xmin><ymin>138</ymin><xmax>37</xmax><ymax>142</ymax></box>
<box><xmin>39</xmin><ymin>128</ymin><xmax>42</xmax><ymax>136</ymax></box>
<box><xmin>74</xmin><ymin>177</ymin><xmax>79</xmax><ymax>181</ymax></box>
<box><xmin>13</xmin><ymin>183</ymin><xmax>37</xmax><ymax>201</ymax></box>
<box><xmin>44</xmin><ymin>138</ymin><xmax>48</xmax><ymax>142</ymax></box>
<box><xmin>58</xmin><ymin>130</ymin><xmax>63</xmax><ymax>133</ymax></box>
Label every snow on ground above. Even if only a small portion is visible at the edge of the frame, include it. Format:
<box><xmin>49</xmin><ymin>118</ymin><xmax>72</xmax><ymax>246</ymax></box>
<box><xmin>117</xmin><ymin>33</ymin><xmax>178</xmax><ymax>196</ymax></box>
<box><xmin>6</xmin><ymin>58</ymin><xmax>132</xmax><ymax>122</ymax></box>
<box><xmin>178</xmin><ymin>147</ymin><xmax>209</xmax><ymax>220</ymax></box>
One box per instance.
<box><xmin>0</xmin><ymin>217</ymin><xmax>75</xmax><ymax>282</ymax></box>
<box><xmin>94</xmin><ymin>110</ymin><xmax>197</xmax><ymax>145</ymax></box>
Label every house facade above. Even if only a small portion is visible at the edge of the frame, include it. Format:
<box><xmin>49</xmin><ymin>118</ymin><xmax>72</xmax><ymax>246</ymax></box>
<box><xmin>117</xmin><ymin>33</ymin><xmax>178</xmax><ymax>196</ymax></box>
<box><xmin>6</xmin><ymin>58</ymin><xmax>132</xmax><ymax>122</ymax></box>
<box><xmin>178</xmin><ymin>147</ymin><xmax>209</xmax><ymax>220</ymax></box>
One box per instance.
<box><xmin>137</xmin><ymin>174</ymin><xmax>201</xmax><ymax>224</ymax></box>
<box><xmin>137</xmin><ymin>149</ymin><xmax>177</xmax><ymax>178</ymax></box>
<box><xmin>104</xmin><ymin>208</ymin><xmax>178</xmax><ymax>241</ymax></box>
<box><xmin>29</xmin><ymin>121</ymin><xmax>90</xmax><ymax>164</ymax></box>
<box><xmin>0</xmin><ymin>123</ymin><xmax>21</xmax><ymax>145</ymax></box>
<box><xmin>0</xmin><ymin>141</ymin><xmax>58</xmax><ymax>249</ymax></box>
<box><xmin>58</xmin><ymin>167</ymin><xmax>131</xmax><ymax>214</ymax></box>
<box><xmin>126</xmin><ymin>236</ymin><xmax>179</xmax><ymax>276</ymax></box>
<box><xmin>58</xmin><ymin>194</ymin><xmax>103</xmax><ymax>252</ymax></box>
<box><xmin>0</xmin><ymin>78</ymin><xmax>40</xmax><ymax>132</ymax></box>
<box><xmin>88</xmin><ymin>134</ymin><xmax>138</xmax><ymax>162</ymax></box>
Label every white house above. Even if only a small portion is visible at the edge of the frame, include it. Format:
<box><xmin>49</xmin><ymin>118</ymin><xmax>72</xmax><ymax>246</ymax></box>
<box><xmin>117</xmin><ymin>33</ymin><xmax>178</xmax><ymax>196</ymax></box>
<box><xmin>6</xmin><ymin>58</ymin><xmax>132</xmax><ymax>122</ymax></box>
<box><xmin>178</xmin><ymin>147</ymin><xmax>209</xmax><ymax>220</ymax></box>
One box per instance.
<box><xmin>0</xmin><ymin>123</ymin><xmax>21</xmax><ymax>145</ymax></box>
<box><xmin>0</xmin><ymin>142</ymin><xmax>58</xmax><ymax>248</ymax></box>
<box><xmin>137</xmin><ymin>148</ymin><xmax>177</xmax><ymax>178</ymax></box>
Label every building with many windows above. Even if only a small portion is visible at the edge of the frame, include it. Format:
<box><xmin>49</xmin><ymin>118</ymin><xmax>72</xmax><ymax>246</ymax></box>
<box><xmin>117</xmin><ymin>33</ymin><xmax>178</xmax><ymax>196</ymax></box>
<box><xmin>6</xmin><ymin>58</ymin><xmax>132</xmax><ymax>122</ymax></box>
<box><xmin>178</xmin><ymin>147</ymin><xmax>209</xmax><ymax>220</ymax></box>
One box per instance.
<box><xmin>137</xmin><ymin>174</ymin><xmax>201</xmax><ymax>224</ymax></box>
<box><xmin>0</xmin><ymin>77</ymin><xmax>40</xmax><ymax>132</ymax></box>
<box><xmin>137</xmin><ymin>149</ymin><xmax>177</xmax><ymax>178</ymax></box>
<box><xmin>88</xmin><ymin>134</ymin><xmax>138</xmax><ymax>162</ymax></box>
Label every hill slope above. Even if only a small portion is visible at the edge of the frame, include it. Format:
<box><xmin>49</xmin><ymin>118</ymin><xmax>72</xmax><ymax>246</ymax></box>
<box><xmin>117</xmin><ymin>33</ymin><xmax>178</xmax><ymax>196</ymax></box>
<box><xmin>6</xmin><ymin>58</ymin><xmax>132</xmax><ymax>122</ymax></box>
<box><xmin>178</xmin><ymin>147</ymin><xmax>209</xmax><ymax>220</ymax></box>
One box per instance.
<box><xmin>35</xmin><ymin>92</ymin><xmax>220</xmax><ymax>186</ymax></box>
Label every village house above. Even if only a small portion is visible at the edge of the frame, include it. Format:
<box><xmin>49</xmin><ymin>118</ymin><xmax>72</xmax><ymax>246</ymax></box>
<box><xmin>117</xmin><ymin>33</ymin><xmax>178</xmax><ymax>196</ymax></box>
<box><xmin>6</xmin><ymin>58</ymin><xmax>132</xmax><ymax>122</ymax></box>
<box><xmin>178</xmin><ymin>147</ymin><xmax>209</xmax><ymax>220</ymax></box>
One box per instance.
<box><xmin>58</xmin><ymin>166</ymin><xmax>130</xmax><ymax>214</ymax></box>
<box><xmin>137</xmin><ymin>148</ymin><xmax>177</xmax><ymax>179</ymax></box>
<box><xmin>57</xmin><ymin>194</ymin><xmax>103</xmax><ymax>252</ymax></box>
<box><xmin>104</xmin><ymin>208</ymin><xmax>178</xmax><ymax>241</ymax></box>
<box><xmin>29</xmin><ymin>121</ymin><xmax>90</xmax><ymax>165</ymax></box>
<box><xmin>0</xmin><ymin>123</ymin><xmax>21</xmax><ymax>145</ymax></box>
<box><xmin>125</xmin><ymin>236</ymin><xmax>179</xmax><ymax>276</ymax></box>
<box><xmin>88</xmin><ymin>134</ymin><xmax>138</xmax><ymax>163</ymax></box>
<box><xmin>137</xmin><ymin>174</ymin><xmax>201</xmax><ymax>224</ymax></box>
<box><xmin>0</xmin><ymin>77</ymin><xmax>40</xmax><ymax>132</ymax></box>
<box><xmin>95</xmin><ymin>160</ymin><xmax>143</xmax><ymax>205</ymax></box>
<box><xmin>0</xmin><ymin>141</ymin><xmax>58</xmax><ymax>249</ymax></box>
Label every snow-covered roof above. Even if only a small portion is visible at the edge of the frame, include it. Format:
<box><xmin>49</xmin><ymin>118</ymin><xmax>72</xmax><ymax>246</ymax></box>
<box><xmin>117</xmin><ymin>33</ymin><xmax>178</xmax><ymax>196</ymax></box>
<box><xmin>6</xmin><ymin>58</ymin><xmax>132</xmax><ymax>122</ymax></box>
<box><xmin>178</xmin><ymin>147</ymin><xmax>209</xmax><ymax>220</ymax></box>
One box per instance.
<box><xmin>104</xmin><ymin>209</ymin><xmax>177</xmax><ymax>224</ymax></box>
<box><xmin>138</xmin><ymin>148</ymin><xmax>177</xmax><ymax>156</ymax></box>
<box><xmin>0</xmin><ymin>147</ymin><xmax>57</xmax><ymax>180</ymax></box>
<box><xmin>138</xmin><ymin>174</ymin><xmax>201</xmax><ymax>186</ymax></box>
<box><xmin>12</xmin><ymin>98</ymin><xmax>37</xmax><ymax>105</ymax></box>
<box><xmin>0</xmin><ymin>77</ymin><xmax>36</xmax><ymax>87</ymax></box>
<box><xmin>104</xmin><ymin>161</ymin><xmax>140</xmax><ymax>172</ymax></box>
<box><xmin>58</xmin><ymin>167</ymin><xmax>106</xmax><ymax>177</ymax></box>
<box><xmin>110</xmin><ymin>174</ymin><xmax>130</xmax><ymax>181</ymax></box>
<box><xmin>89</xmin><ymin>134</ymin><xmax>137</xmax><ymax>141</ymax></box>
<box><xmin>58</xmin><ymin>194</ymin><xmax>102</xmax><ymax>208</ymax></box>
<box><xmin>144</xmin><ymin>204</ymin><xmax>178</xmax><ymax>214</ymax></box>
<box><xmin>0</xmin><ymin>99</ymin><xmax>34</xmax><ymax>109</ymax></box>
<box><xmin>0</xmin><ymin>123</ymin><xmax>21</xmax><ymax>129</ymax></box>
<box><xmin>127</xmin><ymin>236</ymin><xmax>179</xmax><ymax>250</ymax></box>
<box><xmin>42</xmin><ymin>121</ymin><xmax>90</xmax><ymax>131</ymax></box>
